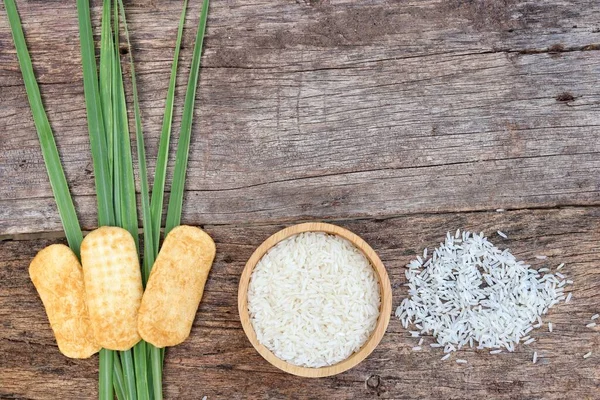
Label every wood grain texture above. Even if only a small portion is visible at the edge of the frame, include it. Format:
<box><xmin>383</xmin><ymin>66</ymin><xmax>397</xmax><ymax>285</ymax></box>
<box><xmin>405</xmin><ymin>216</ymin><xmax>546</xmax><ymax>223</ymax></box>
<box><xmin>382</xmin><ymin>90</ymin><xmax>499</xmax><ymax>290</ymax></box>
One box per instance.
<box><xmin>1</xmin><ymin>0</ymin><xmax>600</xmax><ymax>399</ymax></box>
<box><xmin>238</xmin><ymin>222</ymin><xmax>392</xmax><ymax>378</ymax></box>
<box><xmin>2</xmin><ymin>208</ymin><xmax>600</xmax><ymax>399</ymax></box>
<box><xmin>1</xmin><ymin>0</ymin><xmax>600</xmax><ymax>234</ymax></box>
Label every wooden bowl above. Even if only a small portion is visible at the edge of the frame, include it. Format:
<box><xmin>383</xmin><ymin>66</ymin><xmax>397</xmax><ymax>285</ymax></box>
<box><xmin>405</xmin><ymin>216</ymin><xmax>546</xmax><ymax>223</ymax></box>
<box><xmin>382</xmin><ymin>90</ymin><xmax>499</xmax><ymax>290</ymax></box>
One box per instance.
<box><xmin>238</xmin><ymin>222</ymin><xmax>392</xmax><ymax>378</ymax></box>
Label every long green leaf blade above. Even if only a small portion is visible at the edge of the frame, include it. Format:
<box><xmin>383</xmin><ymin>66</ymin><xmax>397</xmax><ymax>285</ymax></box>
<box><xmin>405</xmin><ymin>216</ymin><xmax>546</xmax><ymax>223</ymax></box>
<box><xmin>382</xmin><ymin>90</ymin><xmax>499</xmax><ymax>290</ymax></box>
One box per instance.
<box><xmin>112</xmin><ymin>58</ymin><xmax>123</xmax><ymax>231</ymax></box>
<box><xmin>76</xmin><ymin>1</ymin><xmax>118</xmax><ymax>399</ymax></box>
<box><xmin>109</xmin><ymin>2</ymin><xmax>150</xmax><ymax>399</ymax></box>
<box><xmin>112</xmin><ymin>2</ymin><xmax>144</xmax><ymax>398</ymax></box>
<box><xmin>112</xmin><ymin>354</ymin><xmax>127</xmax><ymax>400</ymax></box>
<box><xmin>101</xmin><ymin>3</ymin><xmax>141</xmax><ymax>398</ymax></box>
<box><xmin>117</xmin><ymin>0</ymin><xmax>155</xmax><ymax>281</ymax></box>
<box><xmin>115</xmin><ymin>27</ymin><xmax>159</xmax><ymax>400</ymax></box>
<box><xmin>150</xmin><ymin>0</ymin><xmax>189</xmax><ymax>254</ymax></box>
<box><xmin>99</xmin><ymin>3</ymin><xmax>132</xmax><ymax>398</ymax></box>
<box><xmin>149</xmin><ymin>346</ymin><xmax>163</xmax><ymax>400</ymax></box>
<box><xmin>77</xmin><ymin>0</ymin><xmax>114</xmax><ymax>227</ymax></box>
<box><xmin>99</xmin><ymin>349</ymin><xmax>114</xmax><ymax>400</ymax></box>
<box><xmin>112</xmin><ymin>0</ymin><xmax>122</xmax><ymax>229</ymax></box>
<box><xmin>120</xmin><ymin>349</ymin><xmax>137</xmax><ymax>400</ymax></box>
<box><xmin>113</xmin><ymin>0</ymin><xmax>139</xmax><ymax>250</ymax></box>
<box><xmin>133</xmin><ymin>341</ymin><xmax>150</xmax><ymax>400</ymax></box>
<box><xmin>116</xmin><ymin>3</ymin><xmax>161</xmax><ymax>400</ymax></box>
<box><xmin>100</xmin><ymin>0</ymin><xmax>114</xmax><ymax>174</ymax></box>
<box><xmin>165</xmin><ymin>0</ymin><xmax>210</xmax><ymax>235</ymax></box>
<box><xmin>5</xmin><ymin>0</ymin><xmax>84</xmax><ymax>256</ymax></box>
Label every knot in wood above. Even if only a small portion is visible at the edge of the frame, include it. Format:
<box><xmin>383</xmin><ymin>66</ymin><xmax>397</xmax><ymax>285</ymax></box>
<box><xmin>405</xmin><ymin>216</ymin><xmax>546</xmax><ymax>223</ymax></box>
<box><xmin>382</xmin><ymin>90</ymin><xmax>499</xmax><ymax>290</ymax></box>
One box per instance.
<box><xmin>366</xmin><ymin>374</ymin><xmax>381</xmax><ymax>389</ymax></box>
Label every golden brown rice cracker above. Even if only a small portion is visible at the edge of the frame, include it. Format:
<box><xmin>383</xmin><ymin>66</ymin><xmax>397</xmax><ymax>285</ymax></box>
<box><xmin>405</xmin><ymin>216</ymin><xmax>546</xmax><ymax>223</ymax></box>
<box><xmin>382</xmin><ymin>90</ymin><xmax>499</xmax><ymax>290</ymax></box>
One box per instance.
<box><xmin>29</xmin><ymin>244</ymin><xmax>100</xmax><ymax>358</ymax></box>
<box><xmin>81</xmin><ymin>226</ymin><xmax>143</xmax><ymax>350</ymax></box>
<box><xmin>138</xmin><ymin>225</ymin><xmax>216</xmax><ymax>347</ymax></box>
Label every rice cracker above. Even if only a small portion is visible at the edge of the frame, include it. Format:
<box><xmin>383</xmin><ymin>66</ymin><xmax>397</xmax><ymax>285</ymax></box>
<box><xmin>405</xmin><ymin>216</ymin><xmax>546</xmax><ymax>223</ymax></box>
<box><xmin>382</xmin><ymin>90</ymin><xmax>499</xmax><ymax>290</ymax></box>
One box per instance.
<box><xmin>138</xmin><ymin>225</ymin><xmax>216</xmax><ymax>347</ymax></box>
<box><xmin>29</xmin><ymin>244</ymin><xmax>100</xmax><ymax>358</ymax></box>
<box><xmin>81</xmin><ymin>226</ymin><xmax>143</xmax><ymax>350</ymax></box>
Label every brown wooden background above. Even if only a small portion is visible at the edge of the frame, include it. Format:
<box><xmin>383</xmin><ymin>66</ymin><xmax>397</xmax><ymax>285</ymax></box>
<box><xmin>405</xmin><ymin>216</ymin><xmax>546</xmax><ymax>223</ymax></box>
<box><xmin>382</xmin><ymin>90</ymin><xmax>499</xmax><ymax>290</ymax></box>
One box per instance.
<box><xmin>1</xmin><ymin>0</ymin><xmax>599</xmax><ymax>399</ymax></box>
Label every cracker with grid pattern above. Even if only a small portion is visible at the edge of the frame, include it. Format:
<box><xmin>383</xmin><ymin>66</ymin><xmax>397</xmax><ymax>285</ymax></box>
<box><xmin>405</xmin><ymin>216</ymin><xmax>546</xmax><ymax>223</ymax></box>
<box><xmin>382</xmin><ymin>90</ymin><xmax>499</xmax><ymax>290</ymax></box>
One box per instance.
<box><xmin>81</xmin><ymin>226</ymin><xmax>142</xmax><ymax>350</ymax></box>
<box><xmin>29</xmin><ymin>244</ymin><xmax>101</xmax><ymax>358</ymax></box>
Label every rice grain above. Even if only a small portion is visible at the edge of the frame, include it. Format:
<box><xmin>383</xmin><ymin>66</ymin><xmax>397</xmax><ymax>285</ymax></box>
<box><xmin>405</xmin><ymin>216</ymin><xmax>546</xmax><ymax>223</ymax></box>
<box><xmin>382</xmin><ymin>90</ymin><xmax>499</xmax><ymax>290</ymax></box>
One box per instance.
<box><xmin>396</xmin><ymin>230</ymin><xmax>566</xmax><ymax>357</ymax></box>
<box><xmin>565</xmin><ymin>293</ymin><xmax>572</xmax><ymax>303</ymax></box>
<box><xmin>248</xmin><ymin>232</ymin><xmax>380</xmax><ymax>368</ymax></box>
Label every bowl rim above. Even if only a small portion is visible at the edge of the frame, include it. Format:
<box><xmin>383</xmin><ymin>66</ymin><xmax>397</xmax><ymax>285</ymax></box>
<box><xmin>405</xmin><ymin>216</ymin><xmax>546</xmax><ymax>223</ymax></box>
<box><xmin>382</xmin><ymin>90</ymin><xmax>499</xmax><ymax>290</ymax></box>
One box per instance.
<box><xmin>237</xmin><ymin>222</ymin><xmax>392</xmax><ymax>378</ymax></box>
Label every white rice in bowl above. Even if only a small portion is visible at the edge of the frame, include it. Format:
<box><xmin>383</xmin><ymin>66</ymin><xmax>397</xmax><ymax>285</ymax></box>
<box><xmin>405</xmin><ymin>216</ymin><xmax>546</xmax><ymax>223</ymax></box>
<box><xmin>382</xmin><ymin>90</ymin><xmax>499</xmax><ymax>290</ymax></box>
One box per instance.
<box><xmin>247</xmin><ymin>232</ymin><xmax>381</xmax><ymax>368</ymax></box>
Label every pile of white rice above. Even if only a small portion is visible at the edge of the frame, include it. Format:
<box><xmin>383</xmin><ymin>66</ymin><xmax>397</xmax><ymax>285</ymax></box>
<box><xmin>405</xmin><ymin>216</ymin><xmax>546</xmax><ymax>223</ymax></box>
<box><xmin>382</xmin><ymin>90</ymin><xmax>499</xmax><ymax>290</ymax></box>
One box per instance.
<box><xmin>247</xmin><ymin>232</ymin><xmax>381</xmax><ymax>368</ymax></box>
<box><xmin>396</xmin><ymin>230</ymin><xmax>569</xmax><ymax>355</ymax></box>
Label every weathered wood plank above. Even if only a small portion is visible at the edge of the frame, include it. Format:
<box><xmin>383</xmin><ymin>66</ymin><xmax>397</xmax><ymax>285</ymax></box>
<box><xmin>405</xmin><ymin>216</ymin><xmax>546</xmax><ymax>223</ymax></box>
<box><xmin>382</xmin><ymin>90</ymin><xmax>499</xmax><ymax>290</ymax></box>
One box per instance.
<box><xmin>1</xmin><ymin>1</ymin><xmax>600</xmax><ymax>234</ymax></box>
<box><xmin>2</xmin><ymin>208</ymin><xmax>599</xmax><ymax>399</ymax></box>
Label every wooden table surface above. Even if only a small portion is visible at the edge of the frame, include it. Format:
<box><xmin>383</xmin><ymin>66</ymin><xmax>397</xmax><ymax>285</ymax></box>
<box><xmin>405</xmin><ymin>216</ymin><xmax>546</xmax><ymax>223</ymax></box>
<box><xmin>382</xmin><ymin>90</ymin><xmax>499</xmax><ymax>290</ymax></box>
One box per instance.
<box><xmin>1</xmin><ymin>1</ymin><xmax>599</xmax><ymax>399</ymax></box>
